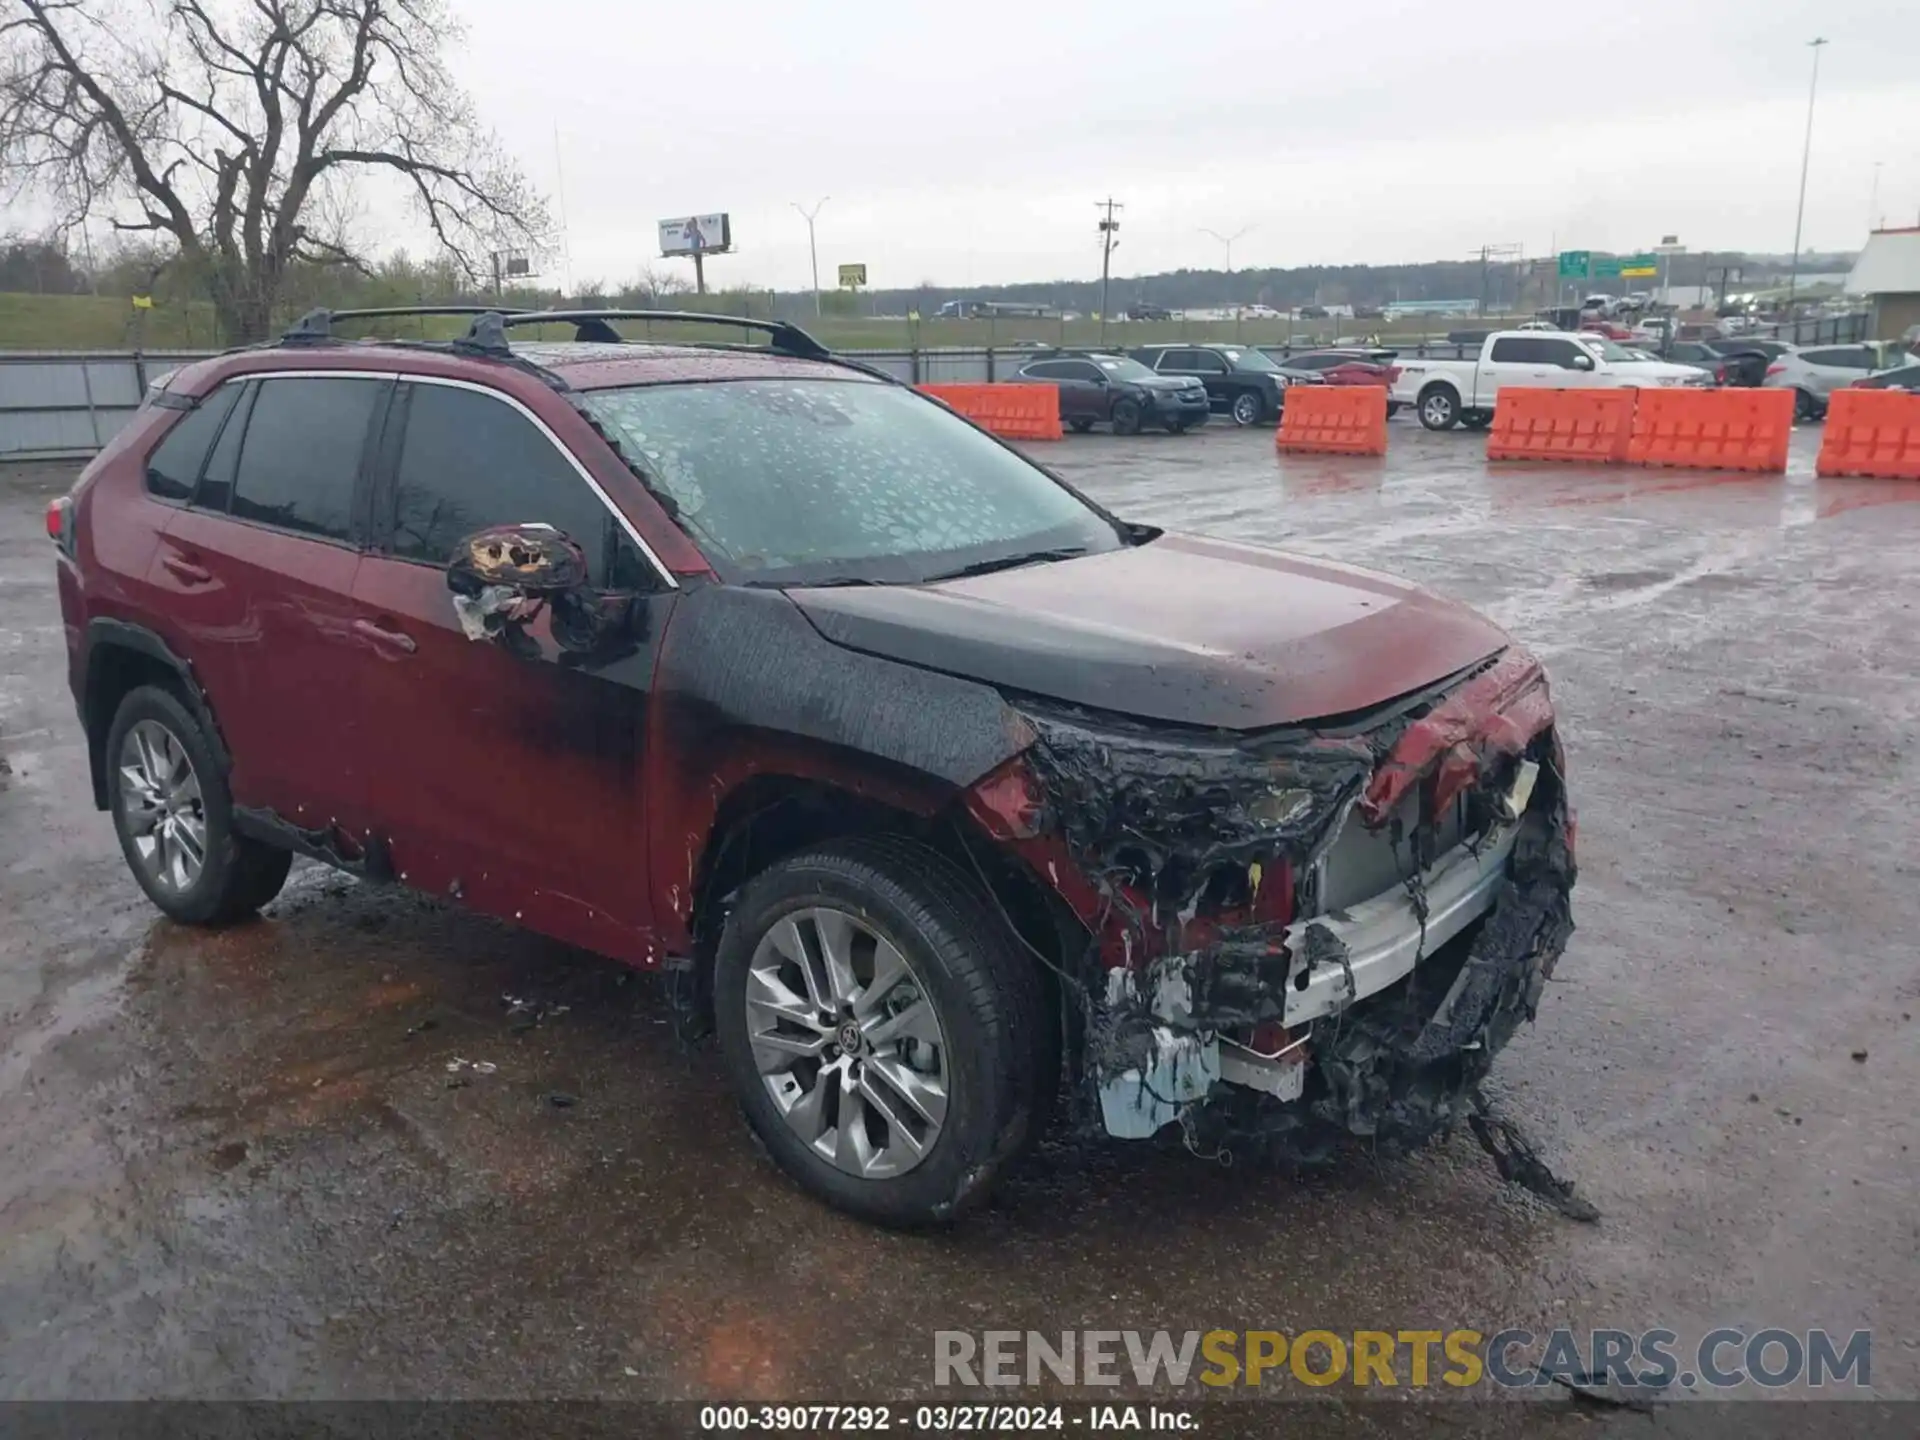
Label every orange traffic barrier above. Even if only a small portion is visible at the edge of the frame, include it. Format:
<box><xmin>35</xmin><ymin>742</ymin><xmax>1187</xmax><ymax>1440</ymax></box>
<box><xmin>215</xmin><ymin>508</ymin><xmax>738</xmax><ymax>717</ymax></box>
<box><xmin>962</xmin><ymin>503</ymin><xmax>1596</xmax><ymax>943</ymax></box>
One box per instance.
<box><xmin>1628</xmin><ymin>387</ymin><xmax>1793</xmax><ymax>473</ymax></box>
<box><xmin>1486</xmin><ymin>387</ymin><xmax>1635</xmax><ymax>464</ymax></box>
<box><xmin>1274</xmin><ymin>384</ymin><xmax>1387</xmax><ymax>456</ymax></box>
<box><xmin>917</xmin><ymin>383</ymin><xmax>1063</xmax><ymax>440</ymax></box>
<box><xmin>1816</xmin><ymin>388</ymin><xmax>1920</xmax><ymax>480</ymax></box>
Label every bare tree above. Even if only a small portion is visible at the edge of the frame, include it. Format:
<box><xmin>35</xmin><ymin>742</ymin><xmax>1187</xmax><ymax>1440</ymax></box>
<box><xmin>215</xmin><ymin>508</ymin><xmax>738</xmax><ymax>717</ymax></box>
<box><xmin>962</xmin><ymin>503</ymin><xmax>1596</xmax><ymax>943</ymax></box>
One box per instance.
<box><xmin>1</xmin><ymin>0</ymin><xmax>545</xmax><ymax>340</ymax></box>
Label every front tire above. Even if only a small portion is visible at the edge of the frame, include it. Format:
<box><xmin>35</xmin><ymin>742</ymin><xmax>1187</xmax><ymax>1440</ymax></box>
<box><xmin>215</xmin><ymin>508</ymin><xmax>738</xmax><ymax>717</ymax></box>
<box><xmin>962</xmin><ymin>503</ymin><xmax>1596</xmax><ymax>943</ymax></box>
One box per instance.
<box><xmin>713</xmin><ymin>838</ymin><xmax>1045</xmax><ymax>1227</ymax></box>
<box><xmin>1418</xmin><ymin>385</ymin><xmax>1461</xmax><ymax>430</ymax></box>
<box><xmin>1229</xmin><ymin>391</ymin><xmax>1261</xmax><ymax>427</ymax></box>
<box><xmin>105</xmin><ymin>685</ymin><xmax>292</xmax><ymax>925</ymax></box>
<box><xmin>1792</xmin><ymin>388</ymin><xmax>1820</xmax><ymax>423</ymax></box>
<box><xmin>1067</xmin><ymin>418</ymin><xmax>1095</xmax><ymax>434</ymax></box>
<box><xmin>1110</xmin><ymin>399</ymin><xmax>1142</xmax><ymax>436</ymax></box>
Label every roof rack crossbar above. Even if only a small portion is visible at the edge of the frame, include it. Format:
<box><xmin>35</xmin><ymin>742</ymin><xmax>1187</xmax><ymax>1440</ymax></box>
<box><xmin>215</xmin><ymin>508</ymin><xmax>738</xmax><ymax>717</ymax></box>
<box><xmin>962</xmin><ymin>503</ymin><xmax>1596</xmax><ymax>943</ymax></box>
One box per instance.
<box><xmin>281</xmin><ymin>305</ymin><xmax>529</xmax><ymax>341</ymax></box>
<box><xmin>480</xmin><ymin>309</ymin><xmax>832</xmax><ymax>361</ymax></box>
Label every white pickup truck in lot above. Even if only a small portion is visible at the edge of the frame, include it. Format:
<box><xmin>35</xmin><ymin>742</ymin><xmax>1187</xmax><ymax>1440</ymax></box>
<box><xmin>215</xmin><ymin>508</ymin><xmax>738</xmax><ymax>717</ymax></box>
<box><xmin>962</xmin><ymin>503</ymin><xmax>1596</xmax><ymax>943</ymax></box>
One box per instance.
<box><xmin>1394</xmin><ymin>330</ymin><xmax>1713</xmax><ymax>431</ymax></box>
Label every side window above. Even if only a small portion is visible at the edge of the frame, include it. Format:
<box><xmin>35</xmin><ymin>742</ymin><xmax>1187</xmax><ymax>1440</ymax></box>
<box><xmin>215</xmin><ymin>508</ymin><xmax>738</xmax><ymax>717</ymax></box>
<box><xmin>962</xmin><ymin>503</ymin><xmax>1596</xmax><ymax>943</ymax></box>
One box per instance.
<box><xmin>229</xmin><ymin>377</ymin><xmax>383</xmax><ymax>541</ymax></box>
<box><xmin>195</xmin><ymin>381</ymin><xmax>254</xmax><ymax>513</ymax></box>
<box><xmin>1542</xmin><ymin>340</ymin><xmax>1589</xmax><ymax>368</ymax></box>
<box><xmin>1799</xmin><ymin>348</ymin><xmax>1843</xmax><ymax>366</ymax></box>
<box><xmin>1488</xmin><ymin>338</ymin><xmax>1535</xmax><ymax>363</ymax></box>
<box><xmin>144</xmin><ymin>385</ymin><xmax>239</xmax><ymax>502</ymax></box>
<box><xmin>1020</xmin><ymin>361</ymin><xmax>1071</xmax><ymax>380</ymax></box>
<box><xmin>1188</xmin><ymin>351</ymin><xmax>1228</xmax><ymax>374</ymax></box>
<box><xmin>1144</xmin><ymin>350</ymin><xmax>1182</xmax><ymax>371</ymax></box>
<box><xmin>1063</xmin><ymin>361</ymin><xmax>1105</xmax><ymax>382</ymax></box>
<box><xmin>390</xmin><ymin>382</ymin><xmax>649</xmax><ymax>590</ymax></box>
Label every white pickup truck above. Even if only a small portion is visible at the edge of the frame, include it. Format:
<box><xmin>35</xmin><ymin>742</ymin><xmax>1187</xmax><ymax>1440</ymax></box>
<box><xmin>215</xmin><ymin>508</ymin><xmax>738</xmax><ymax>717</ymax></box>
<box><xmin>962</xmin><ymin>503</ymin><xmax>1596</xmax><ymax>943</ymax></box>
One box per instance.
<box><xmin>1393</xmin><ymin>330</ymin><xmax>1713</xmax><ymax>431</ymax></box>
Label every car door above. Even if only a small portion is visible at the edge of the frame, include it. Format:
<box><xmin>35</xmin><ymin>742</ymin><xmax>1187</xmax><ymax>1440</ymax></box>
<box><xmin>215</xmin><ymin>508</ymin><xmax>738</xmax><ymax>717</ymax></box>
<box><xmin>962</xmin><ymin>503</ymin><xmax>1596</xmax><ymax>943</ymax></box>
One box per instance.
<box><xmin>1799</xmin><ymin>346</ymin><xmax>1874</xmax><ymax>397</ymax></box>
<box><xmin>1479</xmin><ymin>337</ymin><xmax>1553</xmax><ymax>404</ymax></box>
<box><xmin>1020</xmin><ymin>360</ymin><xmax>1099</xmax><ymax>424</ymax></box>
<box><xmin>1169</xmin><ymin>349</ymin><xmax>1230</xmax><ymax>410</ymax></box>
<box><xmin>1540</xmin><ymin>336</ymin><xmax>1604</xmax><ymax>389</ymax></box>
<box><xmin>149</xmin><ymin>372</ymin><xmax>387</xmax><ymax>837</ymax></box>
<box><xmin>349</xmin><ymin>377</ymin><xmax>675</xmax><ymax>964</ymax></box>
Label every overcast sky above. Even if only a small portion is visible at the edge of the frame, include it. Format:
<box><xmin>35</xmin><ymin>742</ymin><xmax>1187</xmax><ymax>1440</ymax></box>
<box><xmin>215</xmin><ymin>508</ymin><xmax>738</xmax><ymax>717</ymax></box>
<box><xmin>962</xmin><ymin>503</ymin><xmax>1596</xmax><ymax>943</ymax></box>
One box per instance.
<box><xmin>376</xmin><ymin>0</ymin><xmax>1915</xmax><ymax>290</ymax></box>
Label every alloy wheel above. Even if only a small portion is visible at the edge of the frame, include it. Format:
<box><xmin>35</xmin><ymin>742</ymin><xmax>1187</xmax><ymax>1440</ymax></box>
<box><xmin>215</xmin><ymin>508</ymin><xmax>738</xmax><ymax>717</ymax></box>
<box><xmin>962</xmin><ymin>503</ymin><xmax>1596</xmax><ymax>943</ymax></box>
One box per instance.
<box><xmin>745</xmin><ymin>906</ymin><xmax>950</xmax><ymax>1180</ymax></box>
<box><xmin>1232</xmin><ymin>393</ymin><xmax>1259</xmax><ymax>426</ymax></box>
<box><xmin>119</xmin><ymin>719</ymin><xmax>207</xmax><ymax>893</ymax></box>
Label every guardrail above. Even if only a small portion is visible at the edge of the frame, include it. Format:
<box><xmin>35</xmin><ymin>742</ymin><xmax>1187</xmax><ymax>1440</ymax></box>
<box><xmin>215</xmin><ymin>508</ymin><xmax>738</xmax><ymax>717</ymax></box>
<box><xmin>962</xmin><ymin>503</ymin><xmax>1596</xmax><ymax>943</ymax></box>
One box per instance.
<box><xmin>1</xmin><ymin>317</ymin><xmax>1876</xmax><ymax>460</ymax></box>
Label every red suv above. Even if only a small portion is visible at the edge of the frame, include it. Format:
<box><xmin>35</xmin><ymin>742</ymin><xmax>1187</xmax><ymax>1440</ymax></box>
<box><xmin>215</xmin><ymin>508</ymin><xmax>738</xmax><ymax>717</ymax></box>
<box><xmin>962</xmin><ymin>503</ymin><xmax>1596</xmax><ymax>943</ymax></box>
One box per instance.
<box><xmin>50</xmin><ymin>308</ymin><xmax>1575</xmax><ymax>1226</ymax></box>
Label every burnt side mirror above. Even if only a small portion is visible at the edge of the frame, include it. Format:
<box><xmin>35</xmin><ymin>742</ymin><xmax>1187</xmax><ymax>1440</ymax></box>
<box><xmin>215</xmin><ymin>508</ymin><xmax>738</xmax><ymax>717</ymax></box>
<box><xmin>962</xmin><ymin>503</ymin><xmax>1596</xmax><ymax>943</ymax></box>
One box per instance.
<box><xmin>445</xmin><ymin>523</ymin><xmax>635</xmax><ymax>661</ymax></box>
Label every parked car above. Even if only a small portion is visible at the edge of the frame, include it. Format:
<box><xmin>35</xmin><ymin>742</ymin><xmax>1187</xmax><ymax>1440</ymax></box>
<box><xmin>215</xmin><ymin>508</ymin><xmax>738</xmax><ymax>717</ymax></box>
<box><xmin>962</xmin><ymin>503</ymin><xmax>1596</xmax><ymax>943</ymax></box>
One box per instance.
<box><xmin>1579</xmin><ymin>320</ymin><xmax>1635</xmax><ymax>342</ymax></box>
<box><xmin>1630</xmin><ymin>316</ymin><xmax>1679</xmax><ymax>345</ymax></box>
<box><xmin>1694</xmin><ymin>338</ymin><xmax>1792</xmax><ymax>388</ymax></box>
<box><xmin>1127</xmin><ymin>342</ymin><xmax>1300</xmax><ymax>426</ymax></box>
<box><xmin>49</xmin><ymin>306</ymin><xmax>1575</xmax><ymax>1227</ymax></box>
<box><xmin>1393</xmin><ymin>331</ymin><xmax>1711</xmax><ymax>430</ymax></box>
<box><xmin>1124</xmin><ymin>304</ymin><xmax>1173</xmax><ymax>322</ymax></box>
<box><xmin>1011</xmin><ymin>352</ymin><xmax>1210</xmax><ymax>434</ymax></box>
<box><xmin>1258</xmin><ymin>347</ymin><xmax>1405</xmax><ymax>415</ymax></box>
<box><xmin>1661</xmin><ymin>341</ymin><xmax>1732</xmax><ymax>384</ymax></box>
<box><xmin>1762</xmin><ymin>343</ymin><xmax>1891</xmax><ymax>420</ymax></box>
<box><xmin>1852</xmin><ymin>363</ymin><xmax>1920</xmax><ymax>393</ymax></box>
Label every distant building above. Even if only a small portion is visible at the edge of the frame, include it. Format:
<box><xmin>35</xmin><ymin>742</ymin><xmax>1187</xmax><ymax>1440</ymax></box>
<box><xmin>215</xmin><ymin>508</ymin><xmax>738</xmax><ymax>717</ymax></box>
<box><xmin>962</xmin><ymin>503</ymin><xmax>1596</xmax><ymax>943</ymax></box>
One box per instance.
<box><xmin>1845</xmin><ymin>228</ymin><xmax>1920</xmax><ymax>339</ymax></box>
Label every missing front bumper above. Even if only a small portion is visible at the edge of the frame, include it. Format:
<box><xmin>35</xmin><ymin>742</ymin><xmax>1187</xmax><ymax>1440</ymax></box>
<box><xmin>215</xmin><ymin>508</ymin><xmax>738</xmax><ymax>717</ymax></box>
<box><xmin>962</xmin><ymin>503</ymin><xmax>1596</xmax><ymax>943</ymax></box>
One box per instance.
<box><xmin>1092</xmin><ymin>801</ymin><xmax>1570</xmax><ymax>1150</ymax></box>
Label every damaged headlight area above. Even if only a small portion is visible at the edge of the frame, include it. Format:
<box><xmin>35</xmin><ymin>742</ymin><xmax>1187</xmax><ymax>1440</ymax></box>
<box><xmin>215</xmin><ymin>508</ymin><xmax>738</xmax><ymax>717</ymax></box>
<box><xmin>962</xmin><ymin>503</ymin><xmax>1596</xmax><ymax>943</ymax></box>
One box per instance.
<box><xmin>993</xmin><ymin>650</ymin><xmax>1576</xmax><ymax>1163</ymax></box>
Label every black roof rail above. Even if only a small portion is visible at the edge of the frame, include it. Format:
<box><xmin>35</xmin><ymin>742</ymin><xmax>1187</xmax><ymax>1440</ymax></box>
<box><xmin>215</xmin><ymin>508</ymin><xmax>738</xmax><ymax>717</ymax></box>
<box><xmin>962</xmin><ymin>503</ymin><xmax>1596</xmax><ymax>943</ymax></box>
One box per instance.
<box><xmin>281</xmin><ymin>305</ymin><xmax>529</xmax><ymax>342</ymax></box>
<box><xmin>482</xmin><ymin>309</ymin><xmax>831</xmax><ymax>361</ymax></box>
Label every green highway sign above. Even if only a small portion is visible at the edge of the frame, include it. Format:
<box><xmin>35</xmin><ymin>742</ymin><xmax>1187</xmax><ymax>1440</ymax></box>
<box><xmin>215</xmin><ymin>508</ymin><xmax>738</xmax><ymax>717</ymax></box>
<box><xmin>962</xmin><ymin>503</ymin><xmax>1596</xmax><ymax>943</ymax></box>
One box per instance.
<box><xmin>1558</xmin><ymin>250</ymin><xmax>1591</xmax><ymax>279</ymax></box>
<box><xmin>1590</xmin><ymin>253</ymin><xmax>1660</xmax><ymax>279</ymax></box>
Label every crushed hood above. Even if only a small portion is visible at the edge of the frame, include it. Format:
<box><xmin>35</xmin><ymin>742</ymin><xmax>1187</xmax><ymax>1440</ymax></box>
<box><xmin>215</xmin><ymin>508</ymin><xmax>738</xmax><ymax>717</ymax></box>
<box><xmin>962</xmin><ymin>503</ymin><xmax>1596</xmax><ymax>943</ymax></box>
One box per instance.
<box><xmin>788</xmin><ymin>532</ymin><xmax>1510</xmax><ymax>729</ymax></box>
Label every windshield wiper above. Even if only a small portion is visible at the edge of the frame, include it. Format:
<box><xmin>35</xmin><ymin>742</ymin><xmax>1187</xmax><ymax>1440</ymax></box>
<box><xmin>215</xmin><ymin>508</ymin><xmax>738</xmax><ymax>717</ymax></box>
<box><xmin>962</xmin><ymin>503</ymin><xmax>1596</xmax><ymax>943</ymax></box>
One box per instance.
<box><xmin>922</xmin><ymin>546</ymin><xmax>1090</xmax><ymax>583</ymax></box>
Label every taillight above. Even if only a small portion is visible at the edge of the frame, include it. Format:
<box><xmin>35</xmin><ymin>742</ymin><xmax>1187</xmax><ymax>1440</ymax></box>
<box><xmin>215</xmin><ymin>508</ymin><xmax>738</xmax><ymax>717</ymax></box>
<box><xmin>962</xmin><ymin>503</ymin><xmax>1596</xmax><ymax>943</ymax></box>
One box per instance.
<box><xmin>1765</xmin><ymin>363</ymin><xmax>1786</xmax><ymax>377</ymax></box>
<box><xmin>46</xmin><ymin>495</ymin><xmax>73</xmax><ymax>555</ymax></box>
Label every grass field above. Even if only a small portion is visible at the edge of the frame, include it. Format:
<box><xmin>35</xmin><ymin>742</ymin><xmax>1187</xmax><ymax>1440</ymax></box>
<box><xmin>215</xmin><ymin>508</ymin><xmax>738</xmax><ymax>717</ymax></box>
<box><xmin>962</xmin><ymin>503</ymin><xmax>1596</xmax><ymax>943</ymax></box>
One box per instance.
<box><xmin>0</xmin><ymin>290</ymin><xmax>1510</xmax><ymax>353</ymax></box>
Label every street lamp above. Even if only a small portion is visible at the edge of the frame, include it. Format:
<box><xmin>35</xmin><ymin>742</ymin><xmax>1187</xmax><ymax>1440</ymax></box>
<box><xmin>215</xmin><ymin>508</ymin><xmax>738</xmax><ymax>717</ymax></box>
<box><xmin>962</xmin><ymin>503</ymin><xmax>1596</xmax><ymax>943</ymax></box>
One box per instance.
<box><xmin>792</xmin><ymin>196</ymin><xmax>829</xmax><ymax>317</ymax></box>
<box><xmin>1200</xmin><ymin>225</ymin><xmax>1252</xmax><ymax>275</ymax></box>
<box><xmin>1786</xmin><ymin>37</ymin><xmax>1827</xmax><ymax>317</ymax></box>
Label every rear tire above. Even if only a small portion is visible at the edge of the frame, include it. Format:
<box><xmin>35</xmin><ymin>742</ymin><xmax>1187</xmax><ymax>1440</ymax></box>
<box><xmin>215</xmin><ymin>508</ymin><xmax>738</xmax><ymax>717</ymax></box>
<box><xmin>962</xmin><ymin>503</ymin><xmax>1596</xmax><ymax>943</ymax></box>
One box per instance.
<box><xmin>1110</xmin><ymin>399</ymin><xmax>1142</xmax><ymax>436</ymax></box>
<box><xmin>1229</xmin><ymin>391</ymin><xmax>1261</xmax><ymax>427</ymax></box>
<box><xmin>105</xmin><ymin>685</ymin><xmax>292</xmax><ymax>925</ymax></box>
<box><xmin>1418</xmin><ymin>385</ymin><xmax>1461</xmax><ymax>430</ymax></box>
<box><xmin>1793</xmin><ymin>388</ymin><xmax>1820</xmax><ymax>423</ymax></box>
<box><xmin>713</xmin><ymin>837</ymin><xmax>1047</xmax><ymax>1227</ymax></box>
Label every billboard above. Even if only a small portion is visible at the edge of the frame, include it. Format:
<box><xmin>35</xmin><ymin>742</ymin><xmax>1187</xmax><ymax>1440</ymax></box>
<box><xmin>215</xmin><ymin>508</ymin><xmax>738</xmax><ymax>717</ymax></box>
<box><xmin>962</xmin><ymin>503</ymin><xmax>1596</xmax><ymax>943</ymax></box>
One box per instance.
<box><xmin>838</xmin><ymin>263</ymin><xmax>867</xmax><ymax>288</ymax></box>
<box><xmin>658</xmin><ymin>214</ymin><xmax>732</xmax><ymax>256</ymax></box>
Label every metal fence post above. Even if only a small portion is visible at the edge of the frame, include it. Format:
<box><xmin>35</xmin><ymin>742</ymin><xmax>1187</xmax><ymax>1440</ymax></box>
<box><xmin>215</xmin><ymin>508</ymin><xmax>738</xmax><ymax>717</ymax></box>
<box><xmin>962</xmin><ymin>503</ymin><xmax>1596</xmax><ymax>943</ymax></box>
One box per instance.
<box><xmin>79</xmin><ymin>358</ymin><xmax>101</xmax><ymax>450</ymax></box>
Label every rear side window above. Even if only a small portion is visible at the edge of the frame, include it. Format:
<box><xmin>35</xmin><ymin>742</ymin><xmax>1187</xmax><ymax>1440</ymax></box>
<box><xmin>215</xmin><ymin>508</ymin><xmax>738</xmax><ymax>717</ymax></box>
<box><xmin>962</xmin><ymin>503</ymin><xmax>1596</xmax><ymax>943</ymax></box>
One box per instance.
<box><xmin>389</xmin><ymin>382</ymin><xmax>648</xmax><ymax>589</ymax></box>
<box><xmin>144</xmin><ymin>386</ymin><xmax>239</xmax><ymax>502</ymax></box>
<box><xmin>1488</xmin><ymin>338</ymin><xmax>1534</xmax><ymax>363</ymax></box>
<box><xmin>229</xmin><ymin>378</ymin><xmax>382</xmax><ymax>541</ymax></box>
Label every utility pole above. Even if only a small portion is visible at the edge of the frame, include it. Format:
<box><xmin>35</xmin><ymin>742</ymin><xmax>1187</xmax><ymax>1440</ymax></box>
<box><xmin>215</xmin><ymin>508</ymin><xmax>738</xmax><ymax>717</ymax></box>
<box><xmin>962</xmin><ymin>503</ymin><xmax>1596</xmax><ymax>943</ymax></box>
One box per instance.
<box><xmin>1787</xmin><ymin>37</ymin><xmax>1828</xmax><ymax>316</ymax></box>
<box><xmin>792</xmin><ymin>197</ymin><xmax>829</xmax><ymax>317</ymax></box>
<box><xmin>1869</xmin><ymin>160</ymin><xmax>1883</xmax><ymax>232</ymax></box>
<box><xmin>1096</xmin><ymin>198</ymin><xmax>1123</xmax><ymax>345</ymax></box>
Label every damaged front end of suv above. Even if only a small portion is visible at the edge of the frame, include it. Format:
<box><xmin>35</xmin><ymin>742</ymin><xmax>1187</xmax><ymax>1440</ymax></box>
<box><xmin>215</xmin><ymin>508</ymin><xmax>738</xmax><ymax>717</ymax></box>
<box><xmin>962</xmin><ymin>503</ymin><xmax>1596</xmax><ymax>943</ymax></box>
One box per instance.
<box><xmin>966</xmin><ymin>647</ymin><xmax>1575</xmax><ymax>1162</ymax></box>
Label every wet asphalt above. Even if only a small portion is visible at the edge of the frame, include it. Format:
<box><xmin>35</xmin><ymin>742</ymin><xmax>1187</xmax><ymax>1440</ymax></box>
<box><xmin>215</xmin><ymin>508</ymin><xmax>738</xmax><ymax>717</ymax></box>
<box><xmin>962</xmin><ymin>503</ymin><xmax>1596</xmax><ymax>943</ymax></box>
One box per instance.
<box><xmin>1</xmin><ymin>419</ymin><xmax>1916</xmax><ymax>1419</ymax></box>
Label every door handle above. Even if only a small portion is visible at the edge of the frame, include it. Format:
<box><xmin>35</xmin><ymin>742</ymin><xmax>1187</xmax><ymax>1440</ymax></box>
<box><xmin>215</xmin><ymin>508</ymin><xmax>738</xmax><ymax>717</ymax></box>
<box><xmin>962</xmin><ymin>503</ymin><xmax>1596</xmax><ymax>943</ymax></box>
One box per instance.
<box><xmin>160</xmin><ymin>553</ymin><xmax>213</xmax><ymax>585</ymax></box>
<box><xmin>351</xmin><ymin>617</ymin><xmax>417</xmax><ymax>655</ymax></box>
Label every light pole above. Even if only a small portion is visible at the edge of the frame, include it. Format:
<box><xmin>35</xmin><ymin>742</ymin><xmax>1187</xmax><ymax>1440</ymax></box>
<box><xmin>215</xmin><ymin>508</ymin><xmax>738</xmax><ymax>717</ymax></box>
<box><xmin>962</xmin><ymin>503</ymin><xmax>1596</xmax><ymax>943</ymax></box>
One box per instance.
<box><xmin>1786</xmin><ymin>37</ymin><xmax>1827</xmax><ymax>318</ymax></box>
<box><xmin>1200</xmin><ymin>225</ymin><xmax>1252</xmax><ymax>276</ymax></box>
<box><xmin>792</xmin><ymin>197</ymin><xmax>829</xmax><ymax>317</ymax></box>
<box><xmin>1202</xmin><ymin>226</ymin><xmax>1252</xmax><ymax>338</ymax></box>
